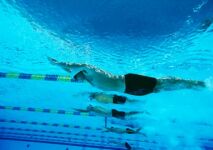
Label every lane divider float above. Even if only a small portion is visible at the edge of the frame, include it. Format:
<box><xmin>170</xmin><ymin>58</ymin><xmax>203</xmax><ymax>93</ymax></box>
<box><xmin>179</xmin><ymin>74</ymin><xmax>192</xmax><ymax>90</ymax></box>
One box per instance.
<box><xmin>0</xmin><ymin>72</ymin><xmax>76</xmax><ymax>82</ymax></box>
<box><xmin>0</xmin><ymin>119</ymin><xmax>145</xmax><ymax>143</ymax></box>
<box><xmin>0</xmin><ymin>118</ymin><xmax>102</xmax><ymax>131</ymax></box>
<box><xmin>0</xmin><ymin>132</ymin><xmax>126</xmax><ymax>150</ymax></box>
<box><xmin>0</xmin><ymin>126</ymin><xmax>143</xmax><ymax>145</ymax></box>
<box><xmin>0</xmin><ymin>105</ymin><xmax>95</xmax><ymax>117</ymax></box>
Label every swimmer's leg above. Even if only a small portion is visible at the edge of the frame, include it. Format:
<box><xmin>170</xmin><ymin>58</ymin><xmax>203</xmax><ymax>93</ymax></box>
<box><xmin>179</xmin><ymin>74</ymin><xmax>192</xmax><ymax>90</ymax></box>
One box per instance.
<box><xmin>155</xmin><ymin>77</ymin><xmax>206</xmax><ymax>92</ymax></box>
<box><xmin>126</xmin><ymin>111</ymin><xmax>140</xmax><ymax>116</ymax></box>
<box><xmin>127</xmin><ymin>110</ymin><xmax>150</xmax><ymax>117</ymax></box>
<box><xmin>127</xmin><ymin>99</ymin><xmax>141</xmax><ymax>103</ymax></box>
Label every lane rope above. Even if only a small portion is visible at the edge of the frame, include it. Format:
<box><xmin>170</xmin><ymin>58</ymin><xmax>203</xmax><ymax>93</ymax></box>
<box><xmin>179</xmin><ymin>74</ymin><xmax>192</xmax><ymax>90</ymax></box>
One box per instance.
<box><xmin>0</xmin><ymin>127</ymin><xmax>111</xmax><ymax>144</ymax></box>
<box><xmin>0</xmin><ymin>105</ymin><xmax>96</xmax><ymax>117</ymax></box>
<box><xmin>0</xmin><ymin>126</ymin><xmax>143</xmax><ymax>145</ymax></box>
<box><xmin>0</xmin><ymin>132</ymin><xmax>126</xmax><ymax>150</ymax></box>
<box><xmin>0</xmin><ymin>118</ymin><xmax>102</xmax><ymax>132</ymax></box>
<box><xmin>0</xmin><ymin>72</ymin><xmax>76</xmax><ymax>82</ymax></box>
<box><xmin>0</xmin><ymin>119</ymin><xmax>147</xmax><ymax>143</ymax></box>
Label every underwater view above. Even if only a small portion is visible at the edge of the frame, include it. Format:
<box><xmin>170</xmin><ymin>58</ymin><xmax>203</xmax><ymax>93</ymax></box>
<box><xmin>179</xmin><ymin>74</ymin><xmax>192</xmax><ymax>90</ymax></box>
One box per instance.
<box><xmin>0</xmin><ymin>0</ymin><xmax>213</xmax><ymax>149</ymax></box>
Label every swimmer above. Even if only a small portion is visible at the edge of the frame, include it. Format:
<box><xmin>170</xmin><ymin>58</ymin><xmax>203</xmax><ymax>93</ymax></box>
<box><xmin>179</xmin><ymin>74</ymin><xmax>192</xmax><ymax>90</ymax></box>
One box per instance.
<box><xmin>49</xmin><ymin>57</ymin><xmax>206</xmax><ymax>96</ymax></box>
<box><xmin>104</xmin><ymin>126</ymin><xmax>142</xmax><ymax>134</ymax></box>
<box><xmin>74</xmin><ymin>105</ymin><xmax>144</xmax><ymax>119</ymax></box>
<box><xmin>89</xmin><ymin>92</ymin><xmax>139</xmax><ymax>104</ymax></box>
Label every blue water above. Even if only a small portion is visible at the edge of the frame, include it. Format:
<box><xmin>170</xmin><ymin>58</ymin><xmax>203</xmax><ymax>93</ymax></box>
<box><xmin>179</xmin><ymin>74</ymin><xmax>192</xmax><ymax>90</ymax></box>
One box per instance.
<box><xmin>0</xmin><ymin>0</ymin><xmax>213</xmax><ymax>149</ymax></box>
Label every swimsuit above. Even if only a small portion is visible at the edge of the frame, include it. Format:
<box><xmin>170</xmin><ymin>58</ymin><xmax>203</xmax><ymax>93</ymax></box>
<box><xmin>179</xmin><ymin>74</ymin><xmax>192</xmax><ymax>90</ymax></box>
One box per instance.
<box><xmin>126</xmin><ymin>128</ymin><xmax>135</xmax><ymax>134</ymax></box>
<box><xmin>124</xmin><ymin>73</ymin><xmax>157</xmax><ymax>96</ymax></box>
<box><xmin>111</xmin><ymin>109</ymin><xmax>125</xmax><ymax>119</ymax></box>
<box><xmin>113</xmin><ymin>95</ymin><xmax>126</xmax><ymax>104</ymax></box>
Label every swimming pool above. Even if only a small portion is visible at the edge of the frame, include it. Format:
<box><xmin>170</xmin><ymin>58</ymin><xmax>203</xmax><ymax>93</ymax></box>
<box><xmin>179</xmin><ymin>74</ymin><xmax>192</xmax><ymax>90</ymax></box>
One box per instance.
<box><xmin>0</xmin><ymin>0</ymin><xmax>213</xmax><ymax>149</ymax></box>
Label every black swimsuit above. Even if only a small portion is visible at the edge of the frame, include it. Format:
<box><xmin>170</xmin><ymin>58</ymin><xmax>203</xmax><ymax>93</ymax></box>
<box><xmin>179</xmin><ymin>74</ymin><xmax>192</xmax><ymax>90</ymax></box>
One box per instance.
<box><xmin>113</xmin><ymin>95</ymin><xmax>126</xmax><ymax>104</ymax></box>
<box><xmin>124</xmin><ymin>73</ymin><xmax>157</xmax><ymax>96</ymax></box>
<box><xmin>111</xmin><ymin>109</ymin><xmax>125</xmax><ymax>119</ymax></box>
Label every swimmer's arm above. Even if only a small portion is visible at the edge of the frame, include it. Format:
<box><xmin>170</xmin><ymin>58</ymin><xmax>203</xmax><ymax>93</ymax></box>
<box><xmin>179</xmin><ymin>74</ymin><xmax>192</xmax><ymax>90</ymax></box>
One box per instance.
<box><xmin>73</xmin><ymin>105</ymin><xmax>107</xmax><ymax>114</ymax></box>
<box><xmin>104</xmin><ymin>127</ymin><xmax>126</xmax><ymax>134</ymax></box>
<box><xmin>48</xmin><ymin>57</ymin><xmax>89</xmax><ymax>74</ymax></box>
<box><xmin>78</xmin><ymin>105</ymin><xmax>111</xmax><ymax>116</ymax></box>
<box><xmin>73</xmin><ymin>108</ymin><xmax>90</xmax><ymax>113</ymax></box>
<box><xmin>48</xmin><ymin>57</ymin><xmax>120</xmax><ymax>79</ymax></box>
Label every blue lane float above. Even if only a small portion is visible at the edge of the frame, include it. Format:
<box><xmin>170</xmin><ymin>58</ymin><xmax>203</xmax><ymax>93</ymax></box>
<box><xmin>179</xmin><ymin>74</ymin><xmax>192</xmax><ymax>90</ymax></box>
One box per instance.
<box><xmin>0</xmin><ymin>72</ymin><xmax>76</xmax><ymax>82</ymax></box>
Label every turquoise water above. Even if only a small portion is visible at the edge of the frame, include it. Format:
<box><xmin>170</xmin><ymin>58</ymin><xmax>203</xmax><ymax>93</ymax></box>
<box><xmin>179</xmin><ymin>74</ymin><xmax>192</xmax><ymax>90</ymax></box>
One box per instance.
<box><xmin>0</xmin><ymin>0</ymin><xmax>213</xmax><ymax>149</ymax></box>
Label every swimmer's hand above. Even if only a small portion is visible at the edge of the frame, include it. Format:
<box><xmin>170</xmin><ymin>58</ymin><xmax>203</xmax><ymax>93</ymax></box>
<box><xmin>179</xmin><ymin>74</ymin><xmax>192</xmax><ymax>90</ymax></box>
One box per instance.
<box><xmin>48</xmin><ymin>57</ymin><xmax>59</xmax><ymax>65</ymax></box>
